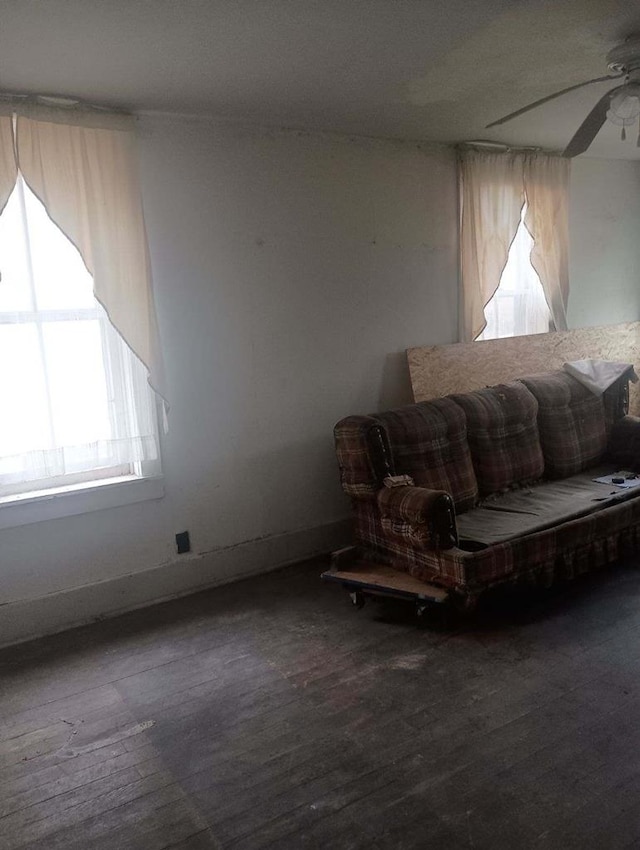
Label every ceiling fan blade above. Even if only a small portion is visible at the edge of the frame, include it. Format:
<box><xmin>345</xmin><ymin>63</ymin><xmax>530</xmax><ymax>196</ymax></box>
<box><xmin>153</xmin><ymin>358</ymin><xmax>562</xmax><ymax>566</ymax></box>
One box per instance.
<box><xmin>485</xmin><ymin>75</ymin><xmax>623</xmax><ymax>128</ymax></box>
<box><xmin>562</xmin><ymin>85</ymin><xmax>625</xmax><ymax>157</ymax></box>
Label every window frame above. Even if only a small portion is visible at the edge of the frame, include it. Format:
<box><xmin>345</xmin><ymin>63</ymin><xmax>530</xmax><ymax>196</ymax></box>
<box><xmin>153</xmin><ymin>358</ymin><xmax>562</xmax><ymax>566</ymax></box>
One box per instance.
<box><xmin>0</xmin><ymin>472</ymin><xmax>165</xmax><ymax>530</ymax></box>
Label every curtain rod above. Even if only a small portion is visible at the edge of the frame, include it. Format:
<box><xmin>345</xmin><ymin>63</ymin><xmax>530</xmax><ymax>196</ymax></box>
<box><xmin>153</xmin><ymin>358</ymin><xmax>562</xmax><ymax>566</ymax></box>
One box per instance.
<box><xmin>0</xmin><ymin>92</ymin><xmax>131</xmax><ymax>117</ymax></box>
<box><xmin>457</xmin><ymin>139</ymin><xmax>561</xmax><ymax>155</ymax></box>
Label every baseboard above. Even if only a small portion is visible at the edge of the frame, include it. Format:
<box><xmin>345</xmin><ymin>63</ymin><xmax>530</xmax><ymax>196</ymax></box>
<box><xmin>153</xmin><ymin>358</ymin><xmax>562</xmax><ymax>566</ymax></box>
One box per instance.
<box><xmin>0</xmin><ymin>518</ymin><xmax>352</xmax><ymax>648</ymax></box>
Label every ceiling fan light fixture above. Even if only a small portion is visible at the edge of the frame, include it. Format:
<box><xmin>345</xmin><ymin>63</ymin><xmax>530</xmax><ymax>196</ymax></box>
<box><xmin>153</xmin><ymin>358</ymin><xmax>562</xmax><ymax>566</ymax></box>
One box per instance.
<box><xmin>606</xmin><ymin>86</ymin><xmax>640</xmax><ymax>142</ymax></box>
<box><xmin>607</xmin><ymin>89</ymin><xmax>640</xmax><ymax>125</ymax></box>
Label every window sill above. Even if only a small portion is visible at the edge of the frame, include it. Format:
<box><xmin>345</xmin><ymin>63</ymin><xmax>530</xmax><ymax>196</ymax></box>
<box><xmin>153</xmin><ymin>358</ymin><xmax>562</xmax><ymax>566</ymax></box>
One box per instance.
<box><xmin>0</xmin><ymin>475</ymin><xmax>165</xmax><ymax>530</ymax></box>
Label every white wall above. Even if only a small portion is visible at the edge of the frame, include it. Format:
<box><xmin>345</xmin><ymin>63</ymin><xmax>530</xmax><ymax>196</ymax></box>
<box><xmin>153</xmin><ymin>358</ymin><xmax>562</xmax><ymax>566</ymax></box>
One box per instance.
<box><xmin>568</xmin><ymin>158</ymin><xmax>640</xmax><ymax>328</ymax></box>
<box><xmin>1</xmin><ymin>118</ymin><xmax>638</xmax><ymax>645</ymax></box>
<box><xmin>140</xmin><ymin>118</ymin><xmax>459</xmax><ymax>536</ymax></box>
<box><xmin>0</xmin><ymin>117</ymin><xmax>459</xmax><ymax>644</ymax></box>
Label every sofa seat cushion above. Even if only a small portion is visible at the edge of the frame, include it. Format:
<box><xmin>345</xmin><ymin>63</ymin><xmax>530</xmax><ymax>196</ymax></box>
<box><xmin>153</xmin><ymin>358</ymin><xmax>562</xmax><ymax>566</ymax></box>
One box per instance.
<box><xmin>449</xmin><ymin>382</ymin><xmax>544</xmax><ymax>497</ymax></box>
<box><xmin>520</xmin><ymin>372</ymin><xmax>607</xmax><ymax>478</ymax></box>
<box><xmin>374</xmin><ymin>398</ymin><xmax>478</xmax><ymax>513</ymax></box>
<box><xmin>456</xmin><ymin>465</ymin><xmax>640</xmax><ymax>547</ymax></box>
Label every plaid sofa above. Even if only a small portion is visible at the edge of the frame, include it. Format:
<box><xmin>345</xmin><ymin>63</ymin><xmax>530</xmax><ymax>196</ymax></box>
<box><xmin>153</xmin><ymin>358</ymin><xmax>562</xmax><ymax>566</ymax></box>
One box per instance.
<box><xmin>334</xmin><ymin>370</ymin><xmax>638</xmax><ymax>606</ymax></box>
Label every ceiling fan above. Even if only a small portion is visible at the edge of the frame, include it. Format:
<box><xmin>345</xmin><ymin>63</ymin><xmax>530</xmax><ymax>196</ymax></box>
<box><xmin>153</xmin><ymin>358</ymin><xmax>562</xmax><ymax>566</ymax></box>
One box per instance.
<box><xmin>486</xmin><ymin>35</ymin><xmax>640</xmax><ymax>157</ymax></box>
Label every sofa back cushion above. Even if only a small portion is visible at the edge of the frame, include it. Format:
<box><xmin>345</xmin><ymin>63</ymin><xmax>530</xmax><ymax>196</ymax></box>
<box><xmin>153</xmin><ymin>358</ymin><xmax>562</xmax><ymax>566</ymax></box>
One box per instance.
<box><xmin>374</xmin><ymin>398</ymin><xmax>478</xmax><ymax>513</ymax></box>
<box><xmin>449</xmin><ymin>382</ymin><xmax>544</xmax><ymax>497</ymax></box>
<box><xmin>519</xmin><ymin>371</ymin><xmax>607</xmax><ymax>477</ymax></box>
<box><xmin>334</xmin><ymin>415</ymin><xmax>388</xmax><ymax>500</ymax></box>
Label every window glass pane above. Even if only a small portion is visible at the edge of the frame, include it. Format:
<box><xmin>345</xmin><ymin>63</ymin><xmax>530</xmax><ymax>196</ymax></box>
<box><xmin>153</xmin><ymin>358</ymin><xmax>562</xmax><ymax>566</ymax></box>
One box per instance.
<box><xmin>479</xmin><ymin>204</ymin><xmax>550</xmax><ymax>341</ymax></box>
<box><xmin>0</xmin><ymin>184</ymin><xmax>32</xmax><ymax>313</ymax></box>
<box><xmin>23</xmin><ymin>183</ymin><xmax>96</xmax><ymax>311</ymax></box>
<box><xmin>499</xmin><ymin>213</ymin><xmax>536</xmax><ymax>295</ymax></box>
<box><xmin>0</xmin><ymin>324</ymin><xmax>50</xmax><ymax>455</ymax></box>
<box><xmin>43</xmin><ymin>320</ymin><xmax>112</xmax><ymax>446</ymax></box>
<box><xmin>0</xmin><ymin>177</ymin><xmax>158</xmax><ymax>495</ymax></box>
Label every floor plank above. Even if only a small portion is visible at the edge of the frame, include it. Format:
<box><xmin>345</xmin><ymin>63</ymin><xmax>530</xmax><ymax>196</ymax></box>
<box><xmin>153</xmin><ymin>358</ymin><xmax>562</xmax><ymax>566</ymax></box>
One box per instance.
<box><xmin>3</xmin><ymin>556</ymin><xmax>640</xmax><ymax>848</ymax></box>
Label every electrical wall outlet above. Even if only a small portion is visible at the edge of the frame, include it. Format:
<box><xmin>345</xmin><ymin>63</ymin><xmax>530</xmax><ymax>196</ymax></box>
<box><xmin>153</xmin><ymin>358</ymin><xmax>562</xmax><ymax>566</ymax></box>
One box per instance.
<box><xmin>175</xmin><ymin>531</ymin><xmax>191</xmax><ymax>554</ymax></box>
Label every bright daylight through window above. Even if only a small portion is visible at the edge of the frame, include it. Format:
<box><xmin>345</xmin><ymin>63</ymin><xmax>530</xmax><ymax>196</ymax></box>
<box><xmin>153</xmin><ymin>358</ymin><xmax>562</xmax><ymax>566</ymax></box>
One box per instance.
<box><xmin>479</xmin><ymin>204</ymin><xmax>552</xmax><ymax>341</ymax></box>
<box><xmin>0</xmin><ymin>177</ymin><xmax>159</xmax><ymax>500</ymax></box>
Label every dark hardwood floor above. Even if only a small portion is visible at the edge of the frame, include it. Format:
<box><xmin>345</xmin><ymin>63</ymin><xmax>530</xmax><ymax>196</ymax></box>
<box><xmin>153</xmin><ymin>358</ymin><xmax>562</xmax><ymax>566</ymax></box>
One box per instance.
<box><xmin>3</xmin><ymin>557</ymin><xmax>640</xmax><ymax>849</ymax></box>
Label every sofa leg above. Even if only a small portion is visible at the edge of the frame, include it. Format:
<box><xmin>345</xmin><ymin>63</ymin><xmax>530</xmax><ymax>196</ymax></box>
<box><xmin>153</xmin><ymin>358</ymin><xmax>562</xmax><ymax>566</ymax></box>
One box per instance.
<box><xmin>416</xmin><ymin>602</ymin><xmax>430</xmax><ymax>618</ymax></box>
<box><xmin>349</xmin><ymin>590</ymin><xmax>366</xmax><ymax>609</ymax></box>
<box><xmin>450</xmin><ymin>591</ymin><xmax>479</xmax><ymax>614</ymax></box>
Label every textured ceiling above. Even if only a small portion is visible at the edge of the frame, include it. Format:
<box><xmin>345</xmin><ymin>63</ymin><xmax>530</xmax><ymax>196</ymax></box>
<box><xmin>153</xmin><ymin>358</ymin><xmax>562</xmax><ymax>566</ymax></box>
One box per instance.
<box><xmin>1</xmin><ymin>0</ymin><xmax>640</xmax><ymax>157</ymax></box>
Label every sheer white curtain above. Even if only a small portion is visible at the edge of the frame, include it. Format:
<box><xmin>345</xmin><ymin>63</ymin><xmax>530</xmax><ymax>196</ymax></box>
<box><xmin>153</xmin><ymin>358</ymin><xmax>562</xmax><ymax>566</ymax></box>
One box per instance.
<box><xmin>459</xmin><ymin>147</ymin><xmax>570</xmax><ymax>342</ymax></box>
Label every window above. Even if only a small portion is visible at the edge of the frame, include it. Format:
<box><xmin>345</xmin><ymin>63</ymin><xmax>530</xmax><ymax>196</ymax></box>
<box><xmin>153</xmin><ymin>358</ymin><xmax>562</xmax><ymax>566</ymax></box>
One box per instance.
<box><xmin>479</xmin><ymin>204</ymin><xmax>553</xmax><ymax>340</ymax></box>
<box><xmin>0</xmin><ymin>177</ymin><xmax>160</xmax><ymax>503</ymax></box>
<box><xmin>458</xmin><ymin>148</ymin><xmax>570</xmax><ymax>342</ymax></box>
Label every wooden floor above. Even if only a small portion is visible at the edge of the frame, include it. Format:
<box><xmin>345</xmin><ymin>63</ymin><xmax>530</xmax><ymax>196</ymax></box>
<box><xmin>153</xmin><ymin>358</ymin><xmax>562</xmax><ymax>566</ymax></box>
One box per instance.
<box><xmin>3</xmin><ymin>561</ymin><xmax>640</xmax><ymax>849</ymax></box>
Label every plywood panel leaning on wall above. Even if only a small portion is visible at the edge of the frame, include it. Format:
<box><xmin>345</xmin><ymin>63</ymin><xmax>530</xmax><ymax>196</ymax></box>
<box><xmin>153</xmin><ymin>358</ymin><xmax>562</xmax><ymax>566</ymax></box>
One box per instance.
<box><xmin>407</xmin><ymin>322</ymin><xmax>640</xmax><ymax>416</ymax></box>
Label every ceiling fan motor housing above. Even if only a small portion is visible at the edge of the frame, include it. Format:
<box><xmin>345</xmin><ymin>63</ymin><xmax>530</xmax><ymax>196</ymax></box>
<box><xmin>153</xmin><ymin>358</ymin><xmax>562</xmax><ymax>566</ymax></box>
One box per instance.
<box><xmin>607</xmin><ymin>35</ymin><xmax>640</xmax><ymax>77</ymax></box>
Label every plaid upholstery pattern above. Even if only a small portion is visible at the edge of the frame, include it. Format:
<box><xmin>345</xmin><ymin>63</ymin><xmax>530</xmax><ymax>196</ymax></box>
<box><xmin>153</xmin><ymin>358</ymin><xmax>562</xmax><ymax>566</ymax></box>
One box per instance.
<box><xmin>520</xmin><ymin>372</ymin><xmax>607</xmax><ymax>478</ymax></box>
<box><xmin>378</xmin><ymin>484</ymin><xmax>450</xmax><ymax>524</ymax></box>
<box><xmin>449</xmin><ymin>382</ymin><xmax>544</xmax><ymax>496</ymax></box>
<box><xmin>334</xmin><ymin>415</ymin><xmax>390</xmax><ymax>499</ymax></box>
<box><xmin>377</xmin><ymin>484</ymin><xmax>456</xmax><ymax>549</ymax></box>
<box><xmin>353</xmin><ymin>491</ymin><xmax>640</xmax><ymax>592</ymax></box>
<box><xmin>373</xmin><ymin>398</ymin><xmax>478</xmax><ymax>513</ymax></box>
<box><xmin>603</xmin><ymin>376</ymin><xmax>630</xmax><ymax>433</ymax></box>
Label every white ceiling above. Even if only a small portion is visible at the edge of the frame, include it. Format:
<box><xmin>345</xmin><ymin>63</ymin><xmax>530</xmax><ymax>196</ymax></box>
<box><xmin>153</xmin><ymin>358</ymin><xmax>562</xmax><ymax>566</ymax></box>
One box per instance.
<box><xmin>2</xmin><ymin>0</ymin><xmax>640</xmax><ymax>157</ymax></box>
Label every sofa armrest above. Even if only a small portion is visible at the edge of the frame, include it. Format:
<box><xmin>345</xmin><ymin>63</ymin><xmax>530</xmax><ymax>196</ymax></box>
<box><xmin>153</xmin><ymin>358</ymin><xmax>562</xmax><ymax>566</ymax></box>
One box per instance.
<box><xmin>608</xmin><ymin>416</ymin><xmax>640</xmax><ymax>469</ymax></box>
<box><xmin>377</xmin><ymin>484</ymin><xmax>458</xmax><ymax>550</ymax></box>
